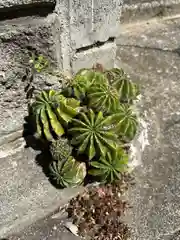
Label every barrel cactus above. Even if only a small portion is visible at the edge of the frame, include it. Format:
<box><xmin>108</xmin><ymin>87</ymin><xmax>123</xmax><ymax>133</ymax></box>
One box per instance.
<box><xmin>112</xmin><ymin>104</ymin><xmax>138</xmax><ymax>141</ymax></box>
<box><xmin>49</xmin><ymin>157</ymin><xmax>86</xmax><ymax>188</ymax></box>
<box><xmin>87</xmin><ymin>84</ymin><xmax>120</xmax><ymax>115</ymax></box>
<box><xmin>30</xmin><ymin>90</ymin><xmax>80</xmax><ymax>141</ymax></box>
<box><xmin>69</xmin><ymin>109</ymin><xmax>118</xmax><ymax>160</ymax></box>
<box><xmin>105</xmin><ymin>68</ymin><xmax>127</xmax><ymax>84</ymax></box>
<box><xmin>89</xmin><ymin>147</ymin><xmax>128</xmax><ymax>183</ymax></box>
<box><xmin>105</xmin><ymin>68</ymin><xmax>139</xmax><ymax>102</ymax></box>
<box><xmin>65</xmin><ymin>69</ymin><xmax>108</xmax><ymax>100</ymax></box>
<box><xmin>50</xmin><ymin>138</ymin><xmax>72</xmax><ymax>162</ymax></box>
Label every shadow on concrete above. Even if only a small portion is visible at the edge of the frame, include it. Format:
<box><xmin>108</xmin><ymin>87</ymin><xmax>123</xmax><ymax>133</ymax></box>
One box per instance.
<box><xmin>22</xmin><ymin>112</ymin><xmax>94</xmax><ymax>188</ymax></box>
<box><xmin>173</xmin><ymin>47</ymin><xmax>180</xmax><ymax>57</ymax></box>
<box><xmin>22</xmin><ymin>114</ymin><xmax>63</xmax><ymax>189</ymax></box>
<box><xmin>35</xmin><ymin>150</ymin><xmax>64</xmax><ymax>189</ymax></box>
<box><xmin>0</xmin><ymin>2</ymin><xmax>55</xmax><ymax>21</ymax></box>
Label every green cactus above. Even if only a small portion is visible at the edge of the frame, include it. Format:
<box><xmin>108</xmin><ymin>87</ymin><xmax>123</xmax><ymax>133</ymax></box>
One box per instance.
<box><xmin>89</xmin><ymin>147</ymin><xmax>128</xmax><ymax>183</ymax></box>
<box><xmin>65</xmin><ymin>69</ymin><xmax>108</xmax><ymax>99</ymax></box>
<box><xmin>105</xmin><ymin>68</ymin><xmax>139</xmax><ymax>102</ymax></box>
<box><xmin>112</xmin><ymin>104</ymin><xmax>138</xmax><ymax>141</ymax></box>
<box><xmin>105</xmin><ymin>68</ymin><xmax>127</xmax><ymax>84</ymax></box>
<box><xmin>87</xmin><ymin>84</ymin><xmax>120</xmax><ymax>115</ymax></box>
<box><xmin>49</xmin><ymin>157</ymin><xmax>86</xmax><ymax>188</ymax></box>
<box><xmin>69</xmin><ymin>109</ymin><xmax>118</xmax><ymax>160</ymax></box>
<box><xmin>50</xmin><ymin>138</ymin><xmax>72</xmax><ymax>161</ymax></box>
<box><xmin>30</xmin><ymin>90</ymin><xmax>80</xmax><ymax>141</ymax></box>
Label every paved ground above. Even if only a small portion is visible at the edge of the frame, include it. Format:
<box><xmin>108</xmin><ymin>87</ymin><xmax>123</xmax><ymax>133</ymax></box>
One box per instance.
<box><xmin>8</xmin><ymin>212</ymin><xmax>80</xmax><ymax>240</ymax></box>
<box><xmin>0</xmin><ymin>134</ymin><xmax>83</xmax><ymax>239</ymax></box>
<box><xmin>3</xmin><ymin>16</ymin><xmax>180</xmax><ymax>240</ymax></box>
<box><xmin>116</xmin><ymin>18</ymin><xmax>180</xmax><ymax>240</ymax></box>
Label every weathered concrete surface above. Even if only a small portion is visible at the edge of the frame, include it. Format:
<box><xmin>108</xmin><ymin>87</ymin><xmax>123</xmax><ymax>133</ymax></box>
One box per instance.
<box><xmin>116</xmin><ymin>18</ymin><xmax>180</xmax><ymax>240</ymax></box>
<box><xmin>0</xmin><ymin>136</ymin><xmax>84</xmax><ymax>238</ymax></box>
<box><xmin>8</xmin><ymin>213</ymin><xmax>80</xmax><ymax>240</ymax></box>
<box><xmin>0</xmin><ymin>15</ymin><xmax>63</xmax><ymax>139</ymax></box>
<box><xmin>68</xmin><ymin>0</ymin><xmax>122</xmax><ymax>49</ymax></box>
<box><xmin>121</xmin><ymin>0</ymin><xmax>180</xmax><ymax>23</ymax></box>
<box><xmin>71</xmin><ymin>42</ymin><xmax>117</xmax><ymax>73</ymax></box>
<box><xmin>55</xmin><ymin>0</ymin><xmax>122</xmax><ymax>72</ymax></box>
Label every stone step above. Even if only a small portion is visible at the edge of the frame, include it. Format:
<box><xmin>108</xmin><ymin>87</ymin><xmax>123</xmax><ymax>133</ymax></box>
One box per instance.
<box><xmin>8</xmin><ymin>210</ymin><xmax>81</xmax><ymax>240</ymax></box>
<box><xmin>0</xmin><ymin>134</ymin><xmax>84</xmax><ymax>238</ymax></box>
<box><xmin>121</xmin><ymin>0</ymin><xmax>180</xmax><ymax>23</ymax></box>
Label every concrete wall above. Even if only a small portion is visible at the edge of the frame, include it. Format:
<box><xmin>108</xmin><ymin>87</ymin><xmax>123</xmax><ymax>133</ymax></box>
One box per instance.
<box><xmin>55</xmin><ymin>0</ymin><xmax>123</xmax><ymax>72</ymax></box>
<box><xmin>0</xmin><ymin>0</ymin><xmax>123</xmax><ymax>139</ymax></box>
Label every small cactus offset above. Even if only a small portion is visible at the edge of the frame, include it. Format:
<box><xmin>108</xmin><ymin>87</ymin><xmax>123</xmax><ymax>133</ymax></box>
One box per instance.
<box><xmin>50</xmin><ymin>138</ymin><xmax>72</xmax><ymax>162</ymax></box>
<box><xmin>49</xmin><ymin>157</ymin><xmax>86</xmax><ymax>188</ymax></box>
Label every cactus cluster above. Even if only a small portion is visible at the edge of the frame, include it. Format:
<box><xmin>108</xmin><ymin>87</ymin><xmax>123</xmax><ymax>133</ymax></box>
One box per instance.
<box><xmin>29</xmin><ymin>63</ymin><xmax>140</xmax><ymax>187</ymax></box>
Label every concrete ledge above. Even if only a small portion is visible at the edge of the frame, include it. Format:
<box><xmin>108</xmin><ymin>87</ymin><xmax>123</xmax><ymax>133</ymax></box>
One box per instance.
<box><xmin>0</xmin><ymin>136</ymin><xmax>84</xmax><ymax>238</ymax></box>
<box><xmin>121</xmin><ymin>0</ymin><xmax>180</xmax><ymax>23</ymax></box>
<box><xmin>71</xmin><ymin>42</ymin><xmax>117</xmax><ymax>73</ymax></box>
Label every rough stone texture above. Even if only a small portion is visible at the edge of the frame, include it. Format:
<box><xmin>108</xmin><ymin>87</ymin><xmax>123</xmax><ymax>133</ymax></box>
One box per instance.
<box><xmin>124</xmin><ymin>0</ymin><xmax>149</xmax><ymax>3</ymax></box>
<box><xmin>55</xmin><ymin>0</ymin><xmax>123</xmax><ymax>72</ymax></box>
<box><xmin>121</xmin><ymin>0</ymin><xmax>180</xmax><ymax>23</ymax></box>
<box><xmin>68</xmin><ymin>0</ymin><xmax>123</xmax><ymax>49</ymax></box>
<box><xmin>71</xmin><ymin>42</ymin><xmax>117</xmax><ymax>73</ymax></box>
<box><xmin>9</xmin><ymin>214</ymin><xmax>81</xmax><ymax>240</ymax></box>
<box><xmin>0</xmin><ymin>136</ymin><xmax>84</xmax><ymax>238</ymax></box>
<box><xmin>0</xmin><ymin>15</ymin><xmax>63</xmax><ymax>139</ymax></box>
<box><xmin>116</xmin><ymin>18</ymin><xmax>180</xmax><ymax>240</ymax></box>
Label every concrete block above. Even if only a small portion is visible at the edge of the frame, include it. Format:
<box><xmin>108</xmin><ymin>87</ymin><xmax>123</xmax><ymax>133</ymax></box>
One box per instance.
<box><xmin>71</xmin><ymin>41</ymin><xmax>117</xmax><ymax>73</ymax></box>
<box><xmin>69</xmin><ymin>0</ymin><xmax>123</xmax><ymax>49</ymax></box>
<box><xmin>56</xmin><ymin>0</ymin><xmax>123</xmax><ymax>50</ymax></box>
